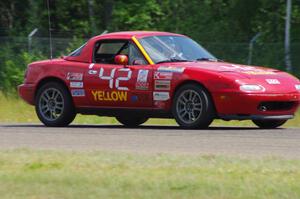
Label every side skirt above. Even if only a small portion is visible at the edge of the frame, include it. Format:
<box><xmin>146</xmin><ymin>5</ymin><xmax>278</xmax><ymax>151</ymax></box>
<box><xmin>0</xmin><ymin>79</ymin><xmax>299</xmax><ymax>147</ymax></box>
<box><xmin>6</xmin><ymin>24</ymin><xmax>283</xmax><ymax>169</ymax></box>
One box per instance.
<box><xmin>77</xmin><ymin>107</ymin><xmax>173</xmax><ymax>118</ymax></box>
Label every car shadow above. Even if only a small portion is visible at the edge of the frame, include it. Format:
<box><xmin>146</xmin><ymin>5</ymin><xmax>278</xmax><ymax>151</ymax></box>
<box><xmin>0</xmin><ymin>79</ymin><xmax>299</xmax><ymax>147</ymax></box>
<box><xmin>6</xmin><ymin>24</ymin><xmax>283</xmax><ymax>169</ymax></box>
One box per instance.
<box><xmin>0</xmin><ymin>123</ymin><xmax>282</xmax><ymax>131</ymax></box>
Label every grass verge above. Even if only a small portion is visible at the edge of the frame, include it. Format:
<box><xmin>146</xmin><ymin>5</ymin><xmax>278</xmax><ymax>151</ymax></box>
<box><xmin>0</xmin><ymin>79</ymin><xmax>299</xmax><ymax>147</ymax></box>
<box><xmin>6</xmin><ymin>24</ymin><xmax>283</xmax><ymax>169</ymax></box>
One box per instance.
<box><xmin>1</xmin><ymin>92</ymin><xmax>300</xmax><ymax>127</ymax></box>
<box><xmin>0</xmin><ymin>149</ymin><xmax>300</xmax><ymax>199</ymax></box>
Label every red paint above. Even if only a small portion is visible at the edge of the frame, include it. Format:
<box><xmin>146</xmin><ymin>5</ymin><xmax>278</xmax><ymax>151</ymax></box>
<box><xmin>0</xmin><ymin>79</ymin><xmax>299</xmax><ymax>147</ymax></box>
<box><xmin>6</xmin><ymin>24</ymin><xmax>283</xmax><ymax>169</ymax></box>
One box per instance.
<box><xmin>18</xmin><ymin>31</ymin><xmax>300</xmax><ymax>120</ymax></box>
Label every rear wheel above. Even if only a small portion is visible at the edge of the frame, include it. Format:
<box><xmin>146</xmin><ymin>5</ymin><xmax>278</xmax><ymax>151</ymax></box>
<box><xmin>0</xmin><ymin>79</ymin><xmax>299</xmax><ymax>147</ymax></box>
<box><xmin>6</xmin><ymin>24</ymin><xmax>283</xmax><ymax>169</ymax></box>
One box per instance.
<box><xmin>252</xmin><ymin>119</ymin><xmax>287</xmax><ymax>129</ymax></box>
<box><xmin>172</xmin><ymin>84</ymin><xmax>215</xmax><ymax>129</ymax></box>
<box><xmin>116</xmin><ymin>116</ymin><xmax>148</xmax><ymax>127</ymax></box>
<box><xmin>35</xmin><ymin>82</ymin><xmax>76</xmax><ymax>127</ymax></box>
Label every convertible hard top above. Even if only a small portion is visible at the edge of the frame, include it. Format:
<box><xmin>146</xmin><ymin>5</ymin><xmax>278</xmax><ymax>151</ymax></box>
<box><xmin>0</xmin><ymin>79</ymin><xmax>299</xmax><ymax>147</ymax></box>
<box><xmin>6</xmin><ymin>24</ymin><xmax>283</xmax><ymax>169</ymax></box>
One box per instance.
<box><xmin>64</xmin><ymin>31</ymin><xmax>183</xmax><ymax>63</ymax></box>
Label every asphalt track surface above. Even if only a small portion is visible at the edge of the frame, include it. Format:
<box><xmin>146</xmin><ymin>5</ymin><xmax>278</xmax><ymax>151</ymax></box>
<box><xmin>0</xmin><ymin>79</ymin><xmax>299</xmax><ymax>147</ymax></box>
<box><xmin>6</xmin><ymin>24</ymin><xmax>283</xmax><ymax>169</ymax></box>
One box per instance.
<box><xmin>0</xmin><ymin>124</ymin><xmax>300</xmax><ymax>158</ymax></box>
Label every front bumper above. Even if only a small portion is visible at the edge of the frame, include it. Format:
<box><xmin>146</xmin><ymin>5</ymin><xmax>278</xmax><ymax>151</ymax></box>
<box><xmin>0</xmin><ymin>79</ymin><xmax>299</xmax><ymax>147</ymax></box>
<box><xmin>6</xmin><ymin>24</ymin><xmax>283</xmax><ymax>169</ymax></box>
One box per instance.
<box><xmin>18</xmin><ymin>83</ymin><xmax>35</xmax><ymax>105</ymax></box>
<box><xmin>213</xmin><ymin>92</ymin><xmax>300</xmax><ymax>117</ymax></box>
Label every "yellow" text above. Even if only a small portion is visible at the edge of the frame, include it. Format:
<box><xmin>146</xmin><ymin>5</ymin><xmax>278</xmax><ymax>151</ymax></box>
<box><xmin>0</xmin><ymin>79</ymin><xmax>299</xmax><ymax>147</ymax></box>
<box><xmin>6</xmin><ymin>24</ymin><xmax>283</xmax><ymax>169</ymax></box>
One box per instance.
<box><xmin>91</xmin><ymin>90</ymin><xmax>127</xmax><ymax>102</ymax></box>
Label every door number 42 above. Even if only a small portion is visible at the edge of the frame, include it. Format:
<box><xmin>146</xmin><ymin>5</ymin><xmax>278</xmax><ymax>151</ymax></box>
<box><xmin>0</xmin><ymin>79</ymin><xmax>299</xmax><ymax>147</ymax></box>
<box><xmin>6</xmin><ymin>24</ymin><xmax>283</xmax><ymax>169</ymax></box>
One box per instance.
<box><xmin>99</xmin><ymin>68</ymin><xmax>132</xmax><ymax>90</ymax></box>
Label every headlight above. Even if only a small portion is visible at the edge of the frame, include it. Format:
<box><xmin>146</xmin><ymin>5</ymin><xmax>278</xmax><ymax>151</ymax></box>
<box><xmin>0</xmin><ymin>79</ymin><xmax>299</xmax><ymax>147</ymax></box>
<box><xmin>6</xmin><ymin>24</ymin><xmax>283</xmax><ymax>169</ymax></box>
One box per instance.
<box><xmin>240</xmin><ymin>84</ymin><xmax>265</xmax><ymax>92</ymax></box>
<box><xmin>295</xmin><ymin>84</ymin><xmax>300</xmax><ymax>91</ymax></box>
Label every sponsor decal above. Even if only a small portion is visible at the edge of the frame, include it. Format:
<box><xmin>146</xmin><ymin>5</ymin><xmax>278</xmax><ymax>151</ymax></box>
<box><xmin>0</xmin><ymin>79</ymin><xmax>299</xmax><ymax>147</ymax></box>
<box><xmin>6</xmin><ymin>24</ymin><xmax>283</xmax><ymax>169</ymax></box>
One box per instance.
<box><xmin>89</xmin><ymin>63</ymin><xmax>95</xmax><ymax>69</ymax></box>
<box><xmin>131</xmin><ymin>92</ymin><xmax>149</xmax><ymax>101</ymax></box>
<box><xmin>154</xmin><ymin>80</ymin><xmax>171</xmax><ymax>90</ymax></box>
<box><xmin>70</xmin><ymin>82</ymin><xmax>83</xmax><ymax>88</ymax></box>
<box><xmin>154</xmin><ymin>71</ymin><xmax>173</xmax><ymax>80</ymax></box>
<box><xmin>71</xmin><ymin>89</ymin><xmax>85</xmax><ymax>97</ymax></box>
<box><xmin>266</xmin><ymin>79</ymin><xmax>280</xmax><ymax>84</ymax></box>
<box><xmin>88</xmin><ymin>70</ymin><xmax>97</xmax><ymax>75</ymax></box>
<box><xmin>153</xmin><ymin>92</ymin><xmax>170</xmax><ymax>101</ymax></box>
<box><xmin>242</xmin><ymin>71</ymin><xmax>275</xmax><ymax>75</ymax></box>
<box><xmin>131</xmin><ymin>95</ymin><xmax>138</xmax><ymax>102</ymax></box>
<box><xmin>137</xmin><ymin>70</ymin><xmax>149</xmax><ymax>82</ymax></box>
<box><xmin>157</xmin><ymin>66</ymin><xmax>185</xmax><ymax>73</ymax></box>
<box><xmin>220</xmin><ymin>64</ymin><xmax>257</xmax><ymax>71</ymax></box>
<box><xmin>91</xmin><ymin>90</ymin><xmax>127</xmax><ymax>102</ymax></box>
<box><xmin>67</xmin><ymin>72</ymin><xmax>83</xmax><ymax>81</ymax></box>
<box><xmin>135</xmin><ymin>69</ymin><xmax>149</xmax><ymax>90</ymax></box>
<box><xmin>136</xmin><ymin>82</ymin><xmax>149</xmax><ymax>90</ymax></box>
<box><xmin>220</xmin><ymin>64</ymin><xmax>276</xmax><ymax>75</ymax></box>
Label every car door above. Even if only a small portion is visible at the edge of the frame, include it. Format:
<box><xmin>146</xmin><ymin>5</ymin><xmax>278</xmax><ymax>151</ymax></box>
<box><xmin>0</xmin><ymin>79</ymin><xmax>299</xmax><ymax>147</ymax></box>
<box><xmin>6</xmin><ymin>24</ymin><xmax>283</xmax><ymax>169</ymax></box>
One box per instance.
<box><xmin>123</xmin><ymin>42</ymin><xmax>153</xmax><ymax>108</ymax></box>
<box><xmin>84</xmin><ymin>39</ymin><xmax>153</xmax><ymax>108</ymax></box>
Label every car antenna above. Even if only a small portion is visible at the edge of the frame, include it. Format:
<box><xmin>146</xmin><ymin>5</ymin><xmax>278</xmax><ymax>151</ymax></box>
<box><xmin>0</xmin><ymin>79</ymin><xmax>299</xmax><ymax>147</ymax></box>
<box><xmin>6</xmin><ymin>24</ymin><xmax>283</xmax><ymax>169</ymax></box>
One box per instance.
<box><xmin>47</xmin><ymin>0</ymin><xmax>53</xmax><ymax>60</ymax></box>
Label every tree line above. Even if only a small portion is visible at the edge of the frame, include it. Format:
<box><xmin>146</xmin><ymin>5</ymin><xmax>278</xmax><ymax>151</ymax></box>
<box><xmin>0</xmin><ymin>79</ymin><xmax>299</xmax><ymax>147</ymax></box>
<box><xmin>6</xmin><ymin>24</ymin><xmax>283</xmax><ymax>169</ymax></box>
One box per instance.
<box><xmin>0</xmin><ymin>0</ymin><xmax>300</xmax><ymax>92</ymax></box>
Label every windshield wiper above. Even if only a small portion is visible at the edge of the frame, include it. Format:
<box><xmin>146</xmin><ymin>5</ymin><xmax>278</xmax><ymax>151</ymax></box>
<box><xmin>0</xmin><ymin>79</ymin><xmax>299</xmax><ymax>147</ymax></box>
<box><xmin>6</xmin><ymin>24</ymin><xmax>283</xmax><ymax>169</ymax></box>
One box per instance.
<box><xmin>196</xmin><ymin>57</ymin><xmax>222</xmax><ymax>62</ymax></box>
<box><xmin>156</xmin><ymin>58</ymin><xmax>189</xmax><ymax>64</ymax></box>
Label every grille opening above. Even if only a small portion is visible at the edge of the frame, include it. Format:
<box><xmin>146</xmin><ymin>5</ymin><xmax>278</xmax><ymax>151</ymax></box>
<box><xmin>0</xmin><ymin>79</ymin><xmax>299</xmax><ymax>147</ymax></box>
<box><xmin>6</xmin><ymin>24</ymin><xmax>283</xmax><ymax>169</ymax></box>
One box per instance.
<box><xmin>258</xmin><ymin>101</ymin><xmax>296</xmax><ymax>111</ymax></box>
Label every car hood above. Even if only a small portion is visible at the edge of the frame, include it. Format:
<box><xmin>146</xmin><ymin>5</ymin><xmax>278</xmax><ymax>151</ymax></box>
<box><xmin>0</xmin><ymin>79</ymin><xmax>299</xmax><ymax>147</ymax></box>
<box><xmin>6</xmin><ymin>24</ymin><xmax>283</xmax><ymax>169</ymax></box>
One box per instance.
<box><xmin>158</xmin><ymin>61</ymin><xmax>300</xmax><ymax>93</ymax></box>
<box><xmin>170</xmin><ymin>61</ymin><xmax>278</xmax><ymax>76</ymax></box>
<box><xmin>160</xmin><ymin>61</ymin><xmax>294</xmax><ymax>80</ymax></box>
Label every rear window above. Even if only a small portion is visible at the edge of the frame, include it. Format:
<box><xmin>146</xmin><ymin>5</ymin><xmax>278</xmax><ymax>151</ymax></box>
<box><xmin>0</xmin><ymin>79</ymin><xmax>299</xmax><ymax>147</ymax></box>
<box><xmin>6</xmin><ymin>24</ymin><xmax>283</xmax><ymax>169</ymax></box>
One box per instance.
<box><xmin>97</xmin><ymin>42</ymin><xmax>126</xmax><ymax>54</ymax></box>
<box><xmin>93</xmin><ymin>40</ymin><xmax>128</xmax><ymax>64</ymax></box>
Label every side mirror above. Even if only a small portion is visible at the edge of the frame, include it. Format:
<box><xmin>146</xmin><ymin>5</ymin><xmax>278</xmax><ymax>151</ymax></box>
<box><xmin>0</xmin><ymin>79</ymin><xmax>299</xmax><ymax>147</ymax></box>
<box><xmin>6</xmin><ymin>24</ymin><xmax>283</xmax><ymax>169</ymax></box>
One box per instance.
<box><xmin>114</xmin><ymin>54</ymin><xmax>128</xmax><ymax>65</ymax></box>
<box><xmin>132</xmin><ymin>59</ymin><xmax>144</xmax><ymax>65</ymax></box>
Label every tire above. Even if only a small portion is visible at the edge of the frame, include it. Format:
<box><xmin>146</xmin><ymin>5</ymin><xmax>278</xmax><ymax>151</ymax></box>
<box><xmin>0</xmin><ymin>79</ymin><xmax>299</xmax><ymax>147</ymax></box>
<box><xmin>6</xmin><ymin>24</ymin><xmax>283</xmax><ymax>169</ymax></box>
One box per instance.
<box><xmin>252</xmin><ymin>119</ymin><xmax>287</xmax><ymax>129</ymax></box>
<box><xmin>35</xmin><ymin>82</ymin><xmax>76</xmax><ymax>127</ymax></box>
<box><xmin>172</xmin><ymin>84</ymin><xmax>215</xmax><ymax>129</ymax></box>
<box><xmin>116</xmin><ymin>116</ymin><xmax>148</xmax><ymax>127</ymax></box>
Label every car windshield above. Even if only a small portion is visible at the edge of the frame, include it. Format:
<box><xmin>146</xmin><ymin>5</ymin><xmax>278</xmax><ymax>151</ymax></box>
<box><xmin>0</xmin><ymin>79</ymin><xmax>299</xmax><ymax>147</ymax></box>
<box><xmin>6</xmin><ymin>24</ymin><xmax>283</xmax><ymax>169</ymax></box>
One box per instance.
<box><xmin>139</xmin><ymin>36</ymin><xmax>216</xmax><ymax>64</ymax></box>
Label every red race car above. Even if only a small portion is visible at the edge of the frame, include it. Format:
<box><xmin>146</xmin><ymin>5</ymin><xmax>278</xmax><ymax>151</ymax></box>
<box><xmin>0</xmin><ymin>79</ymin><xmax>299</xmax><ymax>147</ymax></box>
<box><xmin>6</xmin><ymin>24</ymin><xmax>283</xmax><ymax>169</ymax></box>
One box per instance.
<box><xmin>18</xmin><ymin>31</ymin><xmax>300</xmax><ymax>128</ymax></box>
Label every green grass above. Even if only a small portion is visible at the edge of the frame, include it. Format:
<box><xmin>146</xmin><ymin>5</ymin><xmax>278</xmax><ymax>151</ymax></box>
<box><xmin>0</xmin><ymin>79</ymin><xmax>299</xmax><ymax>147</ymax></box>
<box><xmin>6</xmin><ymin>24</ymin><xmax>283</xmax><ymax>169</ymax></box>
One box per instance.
<box><xmin>0</xmin><ymin>149</ymin><xmax>300</xmax><ymax>199</ymax></box>
<box><xmin>1</xmin><ymin>92</ymin><xmax>299</xmax><ymax>127</ymax></box>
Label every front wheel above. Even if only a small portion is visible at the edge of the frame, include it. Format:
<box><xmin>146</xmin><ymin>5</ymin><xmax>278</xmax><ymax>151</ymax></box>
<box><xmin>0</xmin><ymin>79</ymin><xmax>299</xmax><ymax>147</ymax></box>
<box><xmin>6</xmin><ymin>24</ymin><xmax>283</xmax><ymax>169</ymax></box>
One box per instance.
<box><xmin>116</xmin><ymin>116</ymin><xmax>148</xmax><ymax>127</ymax></box>
<box><xmin>252</xmin><ymin>119</ymin><xmax>287</xmax><ymax>129</ymax></box>
<box><xmin>172</xmin><ymin>84</ymin><xmax>215</xmax><ymax>129</ymax></box>
<box><xmin>35</xmin><ymin>82</ymin><xmax>76</xmax><ymax>127</ymax></box>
